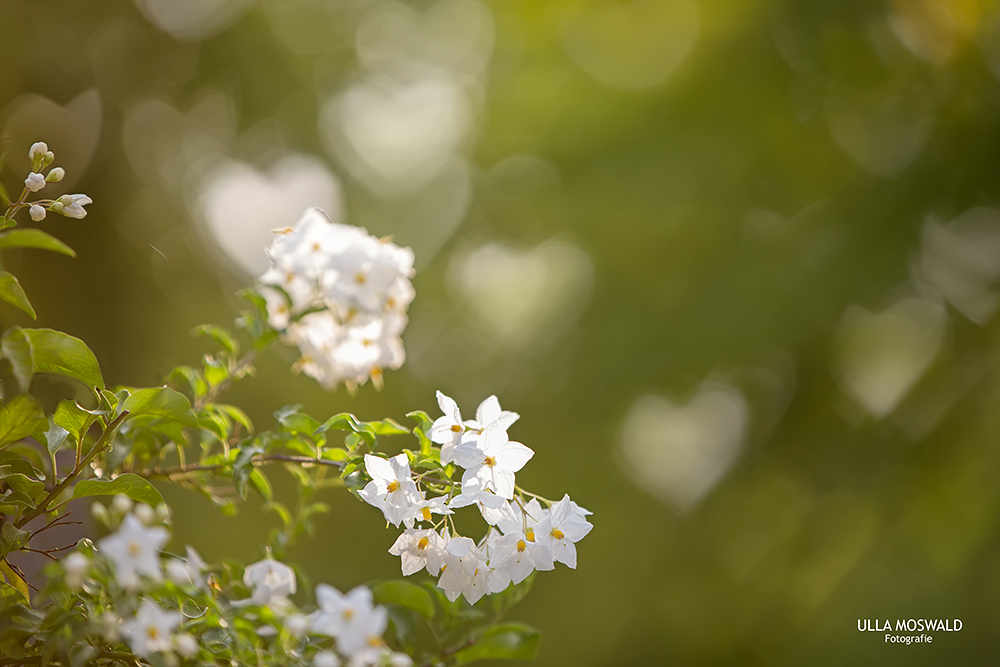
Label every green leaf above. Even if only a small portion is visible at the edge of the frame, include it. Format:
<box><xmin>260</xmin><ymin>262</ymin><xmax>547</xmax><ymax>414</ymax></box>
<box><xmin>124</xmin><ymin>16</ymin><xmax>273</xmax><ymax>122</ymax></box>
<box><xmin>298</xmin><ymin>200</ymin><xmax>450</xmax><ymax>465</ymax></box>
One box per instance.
<box><xmin>0</xmin><ymin>272</ymin><xmax>35</xmax><ymax>319</ymax></box>
<box><xmin>41</xmin><ymin>420</ymin><xmax>70</xmax><ymax>456</ymax></box>
<box><xmin>2</xmin><ymin>473</ymin><xmax>44</xmax><ymax>500</ymax></box>
<box><xmin>72</xmin><ymin>473</ymin><xmax>164</xmax><ymax>505</ymax></box>
<box><xmin>0</xmin><ymin>229</ymin><xmax>75</xmax><ymax>256</ymax></box>
<box><xmin>366</xmin><ymin>418</ymin><xmax>410</xmax><ymax>436</ymax></box>
<box><xmin>249</xmin><ymin>468</ymin><xmax>273</xmax><ymax>501</ymax></box>
<box><xmin>0</xmin><ymin>327</ymin><xmax>33</xmax><ymax>392</ymax></box>
<box><xmin>372</xmin><ymin>580</ymin><xmax>435</xmax><ymax>619</ymax></box>
<box><xmin>54</xmin><ymin>400</ymin><xmax>95</xmax><ymax>448</ymax></box>
<box><xmin>275</xmin><ymin>405</ymin><xmax>321</xmax><ymax>436</ymax></box>
<box><xmin>121</xmin><ymin>386</ymin><xmax>197</xmax><ymax>427</ymax></box>
<box><xmin>407</xmin><ymin>410</ymin><xmax>434</xmax><ymax>456</ymax></box>
<box><xmin>0</xmin><ymin>524</ymin><xmax>30</xmax><ymax>559</ymax></box>
<box><xmin>454</xmin><ymin>623</ymin><xmax>542</xmax><ymax>665</ymax></box>
<box><xmin>0</xmin><ymin>563</ymin><xmax>29</xmax><ymax>603</ymax></box>
<box><xmin>22</xmin><ymin>329</ymin><xmax>104</xmax><ymax>390</ymax></box>
<box><xmin>0</xmin><ymin>395</ymin><xmax>46</xmax><ymax>447</ymax></box>
<box><xmin>192</xmin><ymin>324</ymin><xmax>239</xmax><ymax>356</ymax></box>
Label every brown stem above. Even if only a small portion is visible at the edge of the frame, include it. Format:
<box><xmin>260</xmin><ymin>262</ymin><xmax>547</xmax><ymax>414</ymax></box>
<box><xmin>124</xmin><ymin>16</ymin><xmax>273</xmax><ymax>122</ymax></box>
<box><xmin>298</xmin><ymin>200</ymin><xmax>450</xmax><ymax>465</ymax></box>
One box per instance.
<box><xmin>16</xmin><ymin>411</ymin><xmax>129</xmax><ymax>529</ymax></box>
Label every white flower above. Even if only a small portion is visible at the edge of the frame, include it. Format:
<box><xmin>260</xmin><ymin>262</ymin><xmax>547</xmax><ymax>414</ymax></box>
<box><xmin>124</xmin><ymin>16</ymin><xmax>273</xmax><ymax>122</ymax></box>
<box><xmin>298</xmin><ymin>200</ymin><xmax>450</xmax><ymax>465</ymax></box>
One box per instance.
<box><xmin>311</xmin><ymin>584</ymin><xmax>378</xmax><ymax>641</ymax></box>
<box><xmin>97</xmin><ymin>513</ymin><xmax>169</xmax><ymax>588</ymax></box>
<box><xmin>61</xmin><ymin>194</ymin><xmax>92</xmax><ymax>219</ymax></box>
<box><xmin>359</xmin><ymin>453</ymin><xmax>421</xmax><ymax>526</ymax></box>
<box><xmin>449</xmin><ymin>487</ymin><xmax>512</xmax><ymax>526</ymax></box>
<box><xmin>166</xmin><ymin>546</ymin><xmax>209</xmax><ymax>590</ymax></box>
<box><xmin>314</xmin><ymin>651</ymin><xmax>341</xmax><ymax>667</ymax></box>
<box><xmin>436</xmin><ymin>535</ymin><xmax>489</xmax><ymax>604</ymax></box>
<box><xmin>336</xmin><ymin>605</ymin><xmax>388</xmax><ymax>659</ymax></box>
<box><xmin>257</xmin><ymin>208</ymin><xmax>415</xmax><ymax>391</ymax></box>
<box><xmin>532</xmin><ymin>495</ymin><xmax>594</xmax><ymax>569</ymax></box>
<box><xmin>174</xmin><ymin>633</ymin><xmax>198</xmax><ymax>658</ymax></box>
<box><xmin>243</xmin><ymin>558</ymin><xmax>296</xmax><ymax>605</ymax></box>
<box><xmin>452</xmin><ymin>424</ymin><xmax>534</xmax><ymax>500</ymax></box>
<box><xmin>62</xmin><ymin>552</ymin><xmax>90</xmax><ymax>589</ymax></box>
<box><xmin>29</xmin><ymin>204</ymin><xmax>45</xmax><ymax>222</ymax></box>
<box><xmin>29</xmin><ymin>142</ymin><xmax>48</xmax><ymax>161</ymax></box>
<box><xmin>25</xmin><ymin>172</ymin><xmax>45</xmax><ymax>192</ymax></box>
<box><xmin>285</xmin><ymin>613</ymin><xmax>309</xmax><ymax>637</ymax></box>
<box><xmin>489</xmin><ymin>530</ymin><xmax>554</xmax><ymax>585</ymax></box>
<box><xmin>388</xmin><ymin>528</ymin><xmax>447</xmax><ymax>576</ymax></box>
<box><xmin>120</xmin><ymin>599</ymin><xmax>181</xmax><ymax>657</ymax></box>
<box><xmin>402</xmin><ymin>495</ymin><xmax>452</xmax><ymax>529</ymax></box>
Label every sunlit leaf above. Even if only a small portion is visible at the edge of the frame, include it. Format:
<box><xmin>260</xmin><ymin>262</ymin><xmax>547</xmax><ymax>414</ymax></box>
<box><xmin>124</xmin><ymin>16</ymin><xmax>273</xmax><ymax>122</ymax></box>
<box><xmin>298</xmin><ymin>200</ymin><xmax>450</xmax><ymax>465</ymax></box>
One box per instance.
<box><xmin>372</xmin><ymin>580</ymin><xmax>435</xmax><ymax>619</ymax></box>
<box><xmin>22</xmin><ymin>329</ymin><xmax>104</xmax><ymax>390</ymax></box>
<box><xmin>0</xmin><ymin>327</ymin><xmax>33</xmax><ymax>392</ymax></box>
<box><xmin>0</xmin><ymin>271</ymin><xmax>35</xmax><ymax>319</ymax></box>
<box><xmin>0</xmin><ymin>395</ymin><xmax>46</xmax><ymax>447</ymax></box>
<box><xmin>72</xmin><ymin>473</ymin><xmax>164</xmax><ymax>505</ymax></box>
<box><xmin>0</xmin><ymin>229</ymin><xmax>75</xmax><ymax>256</ymax></box>
<box><xmin>453</xmin><ymin>623</ymin><xmax>541</xmax><ymax>664</ymax></box>
<box><xmin>121</xmin><ymin>386</ymin><xmax>197</xmax><ymax>427</ymax></box>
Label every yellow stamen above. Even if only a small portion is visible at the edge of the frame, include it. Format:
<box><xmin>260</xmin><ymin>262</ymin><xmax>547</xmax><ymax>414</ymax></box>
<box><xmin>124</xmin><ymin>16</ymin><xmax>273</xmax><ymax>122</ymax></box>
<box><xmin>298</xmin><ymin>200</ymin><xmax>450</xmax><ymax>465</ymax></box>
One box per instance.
<box><xmin>517</xmin><ymin>540</ymin><xmax>526</xmax><ymax>553</ymax></box>
<box><xmin>129</xmin><ymin>542</ymin><xmax>141</xmax><ymax>556</ymax></box>
<box><xmin>417</xmin><ymin>537</ymin><xmax>429</xmax><ymax>550</ymax></box>
<box><xmin>483</xmin><ymin>456</ymin><xmax>497</xmax><ymax>467</ymax></box>
<box><xmin>421</xmin><ymin>507</ymin><xmax>432</xmax><ymax>521</ymax></box>
<box><xmin>147</xmin><ymin>627</ymin><xmax>159</xmax><ymax>639</ymax></box>
<box><xmin>450</xmin><ymin>424</ymin><xmax>462</xmax><ymax>433</ymax></box>
<box><xmin>525</xmin><ymin>528</ymin><xmax>535</xmax><ymax>542</ymax></box>
<box><xmin>343</xmin><ymin>609</ymin><xmax>354</xmax><ymax>620</ymax></box>
<box><xmin>387</xmin><ymin>481</ymin><xmax>399</xmax><ymax>493</ymax></box>
<box><xmin>311</xmin><ymin>242</ymin><xmax>321</xmax><ymax>252</ymax></box>
<box><xmin>354</xmin><ymin>272</ymin><xmax>366</xmax><ymax>284</ymax></box>
<box><xmin>551</xmin><ymin>528</ymin><xmax>565</xmax><ymax>541</ymax></box>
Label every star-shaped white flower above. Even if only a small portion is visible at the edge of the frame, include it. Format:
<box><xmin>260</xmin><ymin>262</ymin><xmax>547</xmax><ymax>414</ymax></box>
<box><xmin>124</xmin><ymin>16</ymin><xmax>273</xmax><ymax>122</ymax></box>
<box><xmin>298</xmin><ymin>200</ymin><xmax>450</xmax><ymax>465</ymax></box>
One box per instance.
<box><xmin>533</xmin><ymin>495</ymin><xmax>593</xmax><ymax>569</ymax></box>
<box><xmin>243</xmin><ymin>558</ymin><xmax>297</xmax><ymax>605</ymax></box>
<box><xmin>359</xmin><ymin>453</ymin><xmax>421</xmax><ymax>526</ymax></box>
<box><xmin>311</xmin><ymin>584</ymin><xmax>377</xmax><ymax>641</ymax></box>
<box><xmin>120</xmin><ymin>599</ymin><xmax>181</xmax><ymax>657</ymax></box>
<box><xmin>389</xmin><ymin>528</ymin><xmax>447</xmax><ymax>576</ymax></box>
<box><xmin>98</xmin><ymin>514</ymin><xmax>169</xmax><ymax>588</ymax></box>
<box><xmin>452</xmin><ymin>424</ymin><xmax>534</xmax><ymax>500</ymax></box>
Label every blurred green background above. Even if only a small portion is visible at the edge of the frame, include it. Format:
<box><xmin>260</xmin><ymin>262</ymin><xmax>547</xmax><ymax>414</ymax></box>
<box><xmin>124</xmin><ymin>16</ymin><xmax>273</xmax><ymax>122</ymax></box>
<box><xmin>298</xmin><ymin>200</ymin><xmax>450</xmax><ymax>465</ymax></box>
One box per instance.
<box><xmin>4</xmin><ymin>0</ymin><xmax>1000</xmax><ymax>663</ymax></box>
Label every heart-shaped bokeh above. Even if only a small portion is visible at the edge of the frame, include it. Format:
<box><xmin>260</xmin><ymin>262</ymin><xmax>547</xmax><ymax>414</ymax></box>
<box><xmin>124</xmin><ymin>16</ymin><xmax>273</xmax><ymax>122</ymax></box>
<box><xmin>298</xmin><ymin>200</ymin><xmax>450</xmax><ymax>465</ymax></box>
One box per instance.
<box><xmin>321</xmin><ymin>73</ymin><xmax>472</xmax><ymax>197</ymax></box>
<box><xmin>447</xmin><ymin>239</ymin><xmax>593</xmax><ymax>349</ymax></box>
<box><xmin>560</xmin><ymin>0</ymin><xmax>699</xmax><ymax>89</ymax></box>
<box><xmin>825</xmin><ymin>94</ymin><xmax>933</xmax><ymax>178</ymax></box>
<box><xmin>356</xmin><ymin>0</ymin><xmax>494</xmax><ymax>79</ymax></box>
<box><xmin>196</xmin><ymin>154</ymin><xmax>343</xmax><ymax>276</ymax></box>
<box><xmin>833</xmin><ymin>297</ymin><xmax>946</xmax><ymax>418</ymax></box>
<box><xmin>619</xmin><ymin>384</ymin><xmax>750</xmax><ymax>512</ymax></box>
<box><xmin>917</xmin><ymin>208</ymin><xmax>1000</xmax><ymax>325</ymax></box>
<box><xmin>2</xmin><ymin>90</ymin><xmax>102</xmax><ymax>191</ymax></box>
<box><xmin>133</xmin><ymin>0</ymin><xmax>254</xmax><ymax>41</ymax></box>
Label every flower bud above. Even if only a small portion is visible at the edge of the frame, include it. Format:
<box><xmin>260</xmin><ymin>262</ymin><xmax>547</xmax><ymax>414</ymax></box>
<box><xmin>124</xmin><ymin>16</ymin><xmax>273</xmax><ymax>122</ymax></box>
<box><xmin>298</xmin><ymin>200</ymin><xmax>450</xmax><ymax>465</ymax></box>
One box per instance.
<box><xmin>134</xmin><ymin>503</ymin><xmax>155</xmax><ymax>524</ymax></box>
<box><xmin>62</xmin><ymin>552</ymin><xmax>90</xmax><ymax>590</ymax></box>
<box><xmin>43</xmin><ymin>151</ymin><xmax>54</xmax><ymax>166</ymax></box>
<box><xmin>29</xmin><ymin>205</ymin><xmax>46</xmax><ymax>222</ymax></box>
<box><xmin>112</xmin><ymin>494</ymin><xmax>133</xmax><ymax>514</ymax></box>
<box><xmin>46</xmin><ymin>167</ymin><xmax>65</xmax><ymax>183</ymax></box>
<box><xmin>174</xmin><ymin>634</ymin><xmax>198</xmax><ymax>659</ymax></box>
<box><xmin>28</xmin><ymin>142</ymin><xmax>48</xmax><ymax>161</ymax></box>
<box><xmin>24</xmin><ymin>172</ymin><xmax>45</xmax><ymax>192</ymax></box>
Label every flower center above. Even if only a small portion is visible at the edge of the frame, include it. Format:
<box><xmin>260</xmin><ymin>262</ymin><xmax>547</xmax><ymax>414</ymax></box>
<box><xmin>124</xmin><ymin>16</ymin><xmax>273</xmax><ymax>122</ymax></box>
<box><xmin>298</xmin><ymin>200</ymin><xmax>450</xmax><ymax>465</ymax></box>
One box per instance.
<box><xmin>551</xmin><ymin>528</ymin><xmax>565</xmax><ymax>541</ymax></box>
<box><xmin>343</xmin><ymin>609</ymin><xmax>355</xmax><ymax>620</ymax></box>
<box><xmin>421</xmin><ymin>507</ymin><xmax>432</xmax><ymax>521</ymax></box>
<box><xmin>311</xmin><ymin>242</ymin><xmax>321</xmax><ymax>252</ymax></box>
<box><xmin>387</xmin><ymin>481</ymin><xmax>400</xmax><ymax>493</ymax></box>
<box><xmin>450</xmin><ymin>424</ymin><xmax>462</xmax><ymax>433</ymax></box>
<box><xmin>147</xmin><ymin>626</ymin><xmax>159</xmax><ymax>639</ymax></box>
<box><xmin>517</xmin><ymin>540</ymin><xmax>526</xmax><ymax>553</ymax></box>
<box><xmin>354</xmin><ymin>272</ymin><xmax>366</xmax><ymax>284</ymax></box>
<box><xmin>483</xmin><ymin>456</ymin><xmax>497</xmax><ymax>467</ymax></box>
<box><xmin>525</xmin><ymin>528</ymin><xmax>535</xmax><ymax>542</ymax></box>
<box><xmin>417</xmin><ymin>537</ymin><xmax>429</xmax><ymax>550</ymax></box>
<box><xmin>128</xmin><ymin>542</ymin><xmax>141</xmax><ymax>556</ymax></box>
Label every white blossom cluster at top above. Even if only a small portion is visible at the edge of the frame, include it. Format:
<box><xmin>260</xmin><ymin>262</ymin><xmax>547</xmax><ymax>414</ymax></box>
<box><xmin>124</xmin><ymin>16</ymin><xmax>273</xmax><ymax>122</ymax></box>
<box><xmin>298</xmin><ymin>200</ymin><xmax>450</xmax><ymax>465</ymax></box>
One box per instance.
<box><xmin>257</xmin><ymin>208</ymin><xmax>415</xmax><ymax>391</ymax></box>
<box><xmin>19</xmin><ymin>141</ymin><xmax>92</xmax><ymax>221</ymax></box>
<box><xmin>71</xmin><ymin>498</ymin><xmax>412</xmax><ymax>667</ymax></box>
<box><xmin>360</xmin><ymin>391</ymin><xmax>594</xmax><ymax>605</ymax></box>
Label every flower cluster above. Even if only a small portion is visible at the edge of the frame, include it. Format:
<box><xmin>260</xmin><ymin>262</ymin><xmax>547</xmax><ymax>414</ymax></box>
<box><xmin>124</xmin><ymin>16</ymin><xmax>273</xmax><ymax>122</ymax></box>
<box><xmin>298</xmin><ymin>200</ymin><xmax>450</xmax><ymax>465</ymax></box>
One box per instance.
<box><xmin>20</xmin><ymin>141</ymin><xmax>92</xmax><ymax>220</ymax></box>
<box><xmin>257</xmin><ymin>208</ymin><xmax>414</xmax><ymax>391</ymax></box>
<box><xmin>75</xmin><ymin>499</ymin><xmax>413</xmax><ymax>666</ymax></box>
<box><xmin>361</xmin><ymin>392</ymin><xmax>593</xmax><ymax>604</ymax></box>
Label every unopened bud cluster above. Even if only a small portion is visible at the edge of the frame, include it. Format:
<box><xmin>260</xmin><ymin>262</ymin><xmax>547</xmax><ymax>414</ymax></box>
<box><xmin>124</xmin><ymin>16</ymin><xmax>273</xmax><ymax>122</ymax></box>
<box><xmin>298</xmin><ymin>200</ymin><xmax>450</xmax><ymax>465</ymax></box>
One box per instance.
<box><xmin>16</xmin><ymin>142</ymin><xmax>91</xmax><ymax>221</ymax></box>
